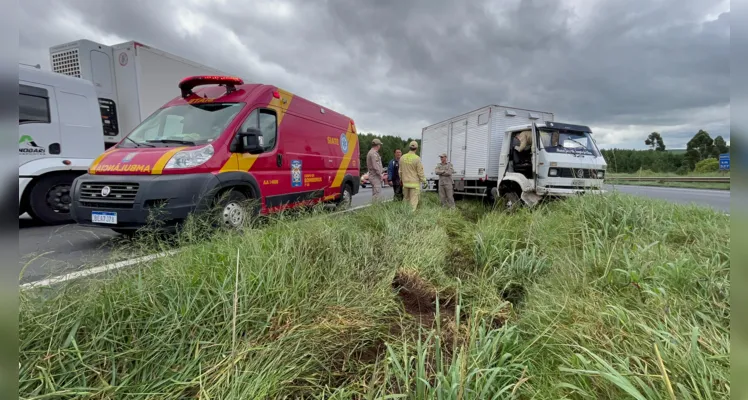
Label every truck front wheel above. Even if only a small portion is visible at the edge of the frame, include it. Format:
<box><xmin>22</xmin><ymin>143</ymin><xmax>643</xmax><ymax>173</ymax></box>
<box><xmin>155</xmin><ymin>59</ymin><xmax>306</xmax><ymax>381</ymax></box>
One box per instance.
<box><xmin>27</xmin><ymin>173</ymin><xmax>78</xmax><ymax>225</ymax></box>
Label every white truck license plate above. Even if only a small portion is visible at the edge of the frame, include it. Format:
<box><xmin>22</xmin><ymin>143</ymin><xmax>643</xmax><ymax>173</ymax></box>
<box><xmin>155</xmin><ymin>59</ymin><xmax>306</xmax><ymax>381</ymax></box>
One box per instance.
<box><xmin>92</xmin><ymin>211</ymin><xmax>117</xmax><ymax>224</ymax></box>
<box><xmin>571</xmin><ymin>179</ymin><xmax>585</xmax><ymax>187</ymax></box>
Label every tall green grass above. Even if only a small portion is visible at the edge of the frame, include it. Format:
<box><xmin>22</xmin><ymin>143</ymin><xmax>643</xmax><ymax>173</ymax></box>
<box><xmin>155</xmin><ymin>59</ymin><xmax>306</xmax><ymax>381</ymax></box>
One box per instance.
<box><xmin>19</xmin><ymin>192</ymin><xmax>729</xmax><ymax>399</ymax></box>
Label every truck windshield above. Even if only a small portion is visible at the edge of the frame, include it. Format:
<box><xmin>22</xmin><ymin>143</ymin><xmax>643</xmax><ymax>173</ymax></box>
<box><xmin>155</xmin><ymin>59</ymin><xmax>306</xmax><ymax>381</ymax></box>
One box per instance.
<box><xmin>119</xmin><ymin>102</ymin><xmax>244</xmax><ymax>148</ymax></box>
<box><xmin>538</xmin><ymin>128</ymin><xmax>601</xmax><ymax>157</ymax></box>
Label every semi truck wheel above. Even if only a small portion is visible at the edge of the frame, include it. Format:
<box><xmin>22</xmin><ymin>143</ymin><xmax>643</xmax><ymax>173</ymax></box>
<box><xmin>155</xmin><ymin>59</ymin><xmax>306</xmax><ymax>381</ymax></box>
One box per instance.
<box><xmin>27</xmin><ymin>173</ymin><xmax>77</xmax><ymax>225</ymax></box>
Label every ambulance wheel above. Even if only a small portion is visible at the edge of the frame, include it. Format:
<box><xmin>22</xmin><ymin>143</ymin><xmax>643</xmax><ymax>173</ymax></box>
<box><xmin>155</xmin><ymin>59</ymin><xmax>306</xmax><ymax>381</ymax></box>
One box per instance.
<box><xmin>28</xmin><ymin>173</ymin><xmax>77</xmax><ymax>225</ymax></box>
<box><xmin>337</xmin><ymin>183</ymin><xmax>353</xmax><ymax>210</ymax></box>
<box><xmin>214</xmin><ymin>189</ymin><xmax>252</xmax><ymax>230</ymax></box>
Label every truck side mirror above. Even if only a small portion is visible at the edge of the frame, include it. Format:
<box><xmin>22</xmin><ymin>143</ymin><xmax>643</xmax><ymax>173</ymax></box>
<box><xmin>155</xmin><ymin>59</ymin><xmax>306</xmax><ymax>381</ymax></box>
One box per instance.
<box><xmin>231</xmin><ymin>127</ymin><xmax>264</xmax><ymax>154</ymax></box>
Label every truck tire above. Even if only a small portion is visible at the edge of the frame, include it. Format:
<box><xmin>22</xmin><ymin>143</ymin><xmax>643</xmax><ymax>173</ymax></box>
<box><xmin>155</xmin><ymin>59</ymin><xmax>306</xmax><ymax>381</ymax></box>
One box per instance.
<box><xmin>502</xmin><ymin>191</ymin><xmax>521</xmax><ymax>212</ymax></box>
<box><xmin>27</xmin><ymin>173</ymin><xmax>78</xmax><ymax>225</ymax></box>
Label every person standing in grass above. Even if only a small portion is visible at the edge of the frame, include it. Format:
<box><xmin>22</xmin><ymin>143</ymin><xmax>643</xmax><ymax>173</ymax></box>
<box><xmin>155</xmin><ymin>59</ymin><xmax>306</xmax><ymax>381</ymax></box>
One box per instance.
<box><xmin>398</xmin><ymin>141</ymin><xmax>427</xmax><ymax>211</ymax></box>
<box><xmin>366</xmin><ymin>138</ymin><xmax>386</xmax><ymax>202</ymax></box>
<box><xmin>435</xmin><ymin>153</ymin><xmax>455</xmax><ymax>208</ymax></box>
<box><xmin>388</xmin><ymin>149</ymin><xmax>403</xmax><ymax>201</ymax></box>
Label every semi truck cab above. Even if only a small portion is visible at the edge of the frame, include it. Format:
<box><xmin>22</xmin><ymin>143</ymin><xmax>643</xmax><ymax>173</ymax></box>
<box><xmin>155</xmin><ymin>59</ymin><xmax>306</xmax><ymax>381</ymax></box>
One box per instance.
<box><xmin>494</xmin><ymin>121</ymin><xmax>607</xmax><ymax>208</ymax></box>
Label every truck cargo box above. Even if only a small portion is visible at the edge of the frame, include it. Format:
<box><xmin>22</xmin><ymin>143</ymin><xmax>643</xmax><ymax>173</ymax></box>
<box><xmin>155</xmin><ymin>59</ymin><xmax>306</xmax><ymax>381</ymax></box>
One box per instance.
<box><xmin>49</xmin><ymin>39</ymin><xmax>233</xmax><ymax>147</ymax></box>
<box><xmin>421</xmin><ymin>105</ymin><xmax>554</xmax><ymax>181</ymax></box>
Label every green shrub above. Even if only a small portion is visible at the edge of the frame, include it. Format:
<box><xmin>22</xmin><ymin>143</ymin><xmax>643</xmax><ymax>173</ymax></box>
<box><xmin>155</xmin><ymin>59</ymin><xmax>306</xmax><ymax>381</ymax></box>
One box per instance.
<box><xmin>694</xmin><ymin>158</ymin><xmax>719</xmax><ymax>173</ymax></box>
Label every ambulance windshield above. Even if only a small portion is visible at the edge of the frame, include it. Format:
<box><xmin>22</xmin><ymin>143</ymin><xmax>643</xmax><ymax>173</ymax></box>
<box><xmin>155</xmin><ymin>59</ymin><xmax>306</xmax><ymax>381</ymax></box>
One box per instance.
<box><xmin>120</xmin><ymin>102</ymin><xmax>244</xmax><ymax>148</ymax></box>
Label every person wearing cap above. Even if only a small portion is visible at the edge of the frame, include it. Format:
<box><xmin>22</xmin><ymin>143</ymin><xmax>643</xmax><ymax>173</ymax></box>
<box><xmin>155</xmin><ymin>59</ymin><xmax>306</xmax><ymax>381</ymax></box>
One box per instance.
<box><xmin>388</xmin><ymin>148</ymin><xmax>403</xmax><ymax>201</ymax></box>
<box><xmin>435</xmin><ymin>153</ymin><xmax>455</xmax><ymax>208</ymax></box>
<box><xmin>398</xmin><ymin>140</ymin><xmax>427</xmax><ymax>211</ymax></box>
<box><xmin>366</xmin><ymin>138</ymin><xmax>386</xmax><ymax>201</ymax></box>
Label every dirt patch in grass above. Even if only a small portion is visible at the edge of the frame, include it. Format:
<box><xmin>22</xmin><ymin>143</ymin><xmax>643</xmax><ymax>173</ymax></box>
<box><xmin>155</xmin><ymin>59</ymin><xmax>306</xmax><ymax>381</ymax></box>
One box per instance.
<box><xmin>392</xmin><ymin>270</ymin><xmax>456</xmax><ymax>325</ymax></box>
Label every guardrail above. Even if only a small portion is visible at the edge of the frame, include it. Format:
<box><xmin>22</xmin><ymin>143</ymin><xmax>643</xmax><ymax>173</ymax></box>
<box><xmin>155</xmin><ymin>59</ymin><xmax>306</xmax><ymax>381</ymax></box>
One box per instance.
<box><xmin>607</xmin><ymin>176</ymin><xmax>730</xmax><ymax>183</ymax></box>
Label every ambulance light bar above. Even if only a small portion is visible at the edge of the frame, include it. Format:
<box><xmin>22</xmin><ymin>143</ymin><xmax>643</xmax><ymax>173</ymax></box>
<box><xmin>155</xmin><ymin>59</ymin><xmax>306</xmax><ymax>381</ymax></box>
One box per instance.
<box><xmin>179</xmin><ymin>75</ymin><xmax>244</xmax><ymax>98</ymax></box>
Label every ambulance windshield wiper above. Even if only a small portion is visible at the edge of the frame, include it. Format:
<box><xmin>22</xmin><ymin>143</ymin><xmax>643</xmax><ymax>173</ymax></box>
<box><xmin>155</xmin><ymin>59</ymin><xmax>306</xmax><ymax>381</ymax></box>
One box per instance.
<box><xmin>146</xmin><ymin>139</ymin><xmax>196</xmax><ymax>146</ymax></box>
<box><xmin>125</xmin><ymin>136</ymin><xmax>156</xmax><ymax>148</ymax></box>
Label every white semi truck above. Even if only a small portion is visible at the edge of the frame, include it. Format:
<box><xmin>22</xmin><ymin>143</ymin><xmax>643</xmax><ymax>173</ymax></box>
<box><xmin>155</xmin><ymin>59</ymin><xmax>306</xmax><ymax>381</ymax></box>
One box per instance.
<box><xmin>19</xmin><ymin>39</ymin><xmax>235</xmax><ymax>225</ymax></box>
<box><xmin>421</xmin><ymin>104</ymin><xmax>607</xmax><ymax>208</ymax></box>
<box><xmin>48</xmin><ymin>39</ymin><xmax>234</xmax><ymax>149</ymax></box>
<box><xmin>19</xmin><ymin>63</ymin><xmax>105</xmax><ymax>224</ymax></box>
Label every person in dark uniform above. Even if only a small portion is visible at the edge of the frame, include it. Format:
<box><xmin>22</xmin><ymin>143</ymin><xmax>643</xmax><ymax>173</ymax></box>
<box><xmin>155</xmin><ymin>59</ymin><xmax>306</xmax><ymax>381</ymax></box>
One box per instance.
<box><xmin>388</xmin><ymin>149</ymin><xmax>403</xmax><ymax>201</ymax></box>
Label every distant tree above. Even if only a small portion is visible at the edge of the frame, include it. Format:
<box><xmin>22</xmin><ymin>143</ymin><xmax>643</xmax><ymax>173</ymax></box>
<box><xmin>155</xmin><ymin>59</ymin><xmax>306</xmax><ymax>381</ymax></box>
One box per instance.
<box><xmin>713</xmin><ymin>135</ymin><xmax>729</xmax><ymax>157</ymax></box>
<box><xmin>357</xmin><ymin>132</ymin><xmax>421</xmax><ymax>174</ymax></box>
<box><xmin>685</xmin><ymin>129</ymin><xmax>715</xmax><ymax>169</ymax></box>
<box><xmin>644</xmin><ymin>132</ymin><xmax>666</xmax><ymax>151</ymax></box>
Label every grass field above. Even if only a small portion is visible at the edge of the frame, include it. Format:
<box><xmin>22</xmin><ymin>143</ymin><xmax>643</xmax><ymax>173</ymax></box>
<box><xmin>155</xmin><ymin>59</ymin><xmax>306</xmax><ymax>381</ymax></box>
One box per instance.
<box><xmin>19</xmin><ymin>192</ymin><xmax>730</xmax><ymax>399</ymax></box>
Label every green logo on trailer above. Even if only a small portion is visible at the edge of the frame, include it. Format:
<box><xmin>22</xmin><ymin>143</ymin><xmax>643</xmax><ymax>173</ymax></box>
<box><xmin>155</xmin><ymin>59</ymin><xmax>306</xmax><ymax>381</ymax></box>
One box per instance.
<box><xmin>19</xmin><ymin>135</ymin><xmax>45</xmax><ymax>155</ymax></box>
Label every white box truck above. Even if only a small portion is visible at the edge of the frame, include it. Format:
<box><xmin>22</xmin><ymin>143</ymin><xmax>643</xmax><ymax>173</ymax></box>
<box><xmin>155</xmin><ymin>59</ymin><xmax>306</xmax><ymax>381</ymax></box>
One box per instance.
<box><xmin>48</xmin><ymin>39</ymin><xmax>235</xmax><ymax>148</ymax></box>
<box><xmin>421</xmin><ymin>104</ymin><xmax>607</xmax><ymax>208</ymax></box>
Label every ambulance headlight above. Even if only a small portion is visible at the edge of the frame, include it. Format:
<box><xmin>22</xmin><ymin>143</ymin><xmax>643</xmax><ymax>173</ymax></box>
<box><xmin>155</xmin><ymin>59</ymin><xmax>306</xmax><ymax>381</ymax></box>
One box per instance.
<box><xmin>164</xmin><ymin>144</ymin><xmax>215</xmax><ymax>169</ymax></box>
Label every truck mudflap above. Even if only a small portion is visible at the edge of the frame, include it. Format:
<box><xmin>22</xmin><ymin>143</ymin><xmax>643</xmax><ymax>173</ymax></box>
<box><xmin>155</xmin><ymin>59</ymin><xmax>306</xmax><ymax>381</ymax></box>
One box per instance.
<box><xmin>521</xmin><ymin>191</ymin><xmax>542</xmax><ymax>207</ymax></box>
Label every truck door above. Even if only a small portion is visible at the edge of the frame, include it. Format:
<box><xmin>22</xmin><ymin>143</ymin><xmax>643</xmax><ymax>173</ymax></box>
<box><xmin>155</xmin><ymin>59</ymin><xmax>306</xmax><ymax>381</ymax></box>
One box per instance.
<box><xmin>19</xmin><ymin>82</ymin><xmax>61</xmax><ymax>165</ymax></box>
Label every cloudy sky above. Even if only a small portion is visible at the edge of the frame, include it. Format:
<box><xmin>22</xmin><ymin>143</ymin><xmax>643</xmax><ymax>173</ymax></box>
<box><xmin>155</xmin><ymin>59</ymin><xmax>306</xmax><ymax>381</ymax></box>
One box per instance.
<box><xmin>20</xmin><ymin>0</ymin><xmax>730</xmax><ymax>150</ymax></box>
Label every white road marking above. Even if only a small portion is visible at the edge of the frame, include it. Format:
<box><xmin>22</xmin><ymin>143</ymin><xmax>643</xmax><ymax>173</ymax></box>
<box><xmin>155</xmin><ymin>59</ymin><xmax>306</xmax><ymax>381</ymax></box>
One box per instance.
<box><xmin>20</xmin><ymin>200</ymin><xmax>389</xmax><ymax>290</ymax></box>
<box><xmin>20</xmin><ymin>249</ymin><xmax>182</xmax><ymax>290</ymax></box>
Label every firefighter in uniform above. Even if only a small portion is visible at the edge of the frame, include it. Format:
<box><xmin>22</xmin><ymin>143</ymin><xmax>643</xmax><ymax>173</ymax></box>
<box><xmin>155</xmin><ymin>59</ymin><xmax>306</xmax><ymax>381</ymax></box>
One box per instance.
<box><xmin>398</xmin><ymin>141</ymin><xmax>426</xmax><ymax>211</ymax></box>
<box><xmin>366</xmin><ymin>138</ymin><xmax>386</xmax><ymax>201</ymax></box>
<box><xmin>435</xmin><ymin>153</ymin><xmax>455</xmax><ymax>208</ymax></box>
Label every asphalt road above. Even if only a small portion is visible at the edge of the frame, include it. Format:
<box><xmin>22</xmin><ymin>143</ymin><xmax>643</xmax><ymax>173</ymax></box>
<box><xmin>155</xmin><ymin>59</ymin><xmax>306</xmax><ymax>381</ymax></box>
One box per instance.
<box><xmin>19</xmin><ymin>184</ymin><xmax>728</xmax><ymax>284</ymax></box>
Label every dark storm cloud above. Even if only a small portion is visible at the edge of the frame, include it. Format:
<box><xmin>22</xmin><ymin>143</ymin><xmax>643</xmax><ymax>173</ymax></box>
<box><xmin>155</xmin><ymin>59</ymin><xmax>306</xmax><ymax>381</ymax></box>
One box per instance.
<box><xmin>19</xmin><ymin>0</ymin><xmax>729</xmax><ymax>148</ymax></box>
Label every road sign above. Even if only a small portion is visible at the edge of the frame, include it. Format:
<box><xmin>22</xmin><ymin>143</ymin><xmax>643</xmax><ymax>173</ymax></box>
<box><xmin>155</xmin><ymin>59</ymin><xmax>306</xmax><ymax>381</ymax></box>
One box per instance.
<box><xmin>719</xmin><ymin>153</ymin><xmax>730</xmax><ymax>170</ymax></box>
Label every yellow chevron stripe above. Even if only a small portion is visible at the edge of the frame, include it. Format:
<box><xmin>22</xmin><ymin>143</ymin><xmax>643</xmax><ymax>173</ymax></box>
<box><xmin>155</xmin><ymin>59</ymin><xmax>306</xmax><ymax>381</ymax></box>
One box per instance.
<box><xmin>88</xmin><ymin>149</ymin><xmax>113</xmax><ymax>175</ymax></box>
<box><xmin>151</xmin><ymin>147</ymin><xmax>188</xmax><ymax>175</ymax></box>
<box><xmin>331</xmin><ymin>122</ymin><xmax>358</xmax><ymax>188</ymax></box>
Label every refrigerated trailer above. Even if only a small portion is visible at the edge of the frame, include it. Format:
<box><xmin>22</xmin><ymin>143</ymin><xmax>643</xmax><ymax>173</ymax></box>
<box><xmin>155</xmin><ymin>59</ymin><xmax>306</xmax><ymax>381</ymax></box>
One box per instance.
<box><xmin>421</xmin><ymin>104</ymin><xmax>606</xmax><ymax>207</ymax></box>
<box><xmin>49</xmin><ymin>39</ymin><xmax>234</xmax><ymax>148</ymax></box>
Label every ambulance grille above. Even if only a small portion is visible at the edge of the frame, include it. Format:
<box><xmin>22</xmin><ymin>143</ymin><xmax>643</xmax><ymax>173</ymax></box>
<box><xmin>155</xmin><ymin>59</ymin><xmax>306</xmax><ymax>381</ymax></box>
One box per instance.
<box><xmin>51</xmin><ymin>48</ymin><xmax>81</xmax><ymax>78</ymax></box>
<box><xmin>79</xmin><ymin>182</ymin><xmax>139</xmax><ymax>209</ymax></box>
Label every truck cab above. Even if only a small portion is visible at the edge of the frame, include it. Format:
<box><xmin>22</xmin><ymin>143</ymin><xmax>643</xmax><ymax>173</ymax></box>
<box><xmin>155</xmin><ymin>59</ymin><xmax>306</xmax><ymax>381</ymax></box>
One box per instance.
<box><xmin>493</xmin><ymin>121</ymin><xmax>607</xmax><ymax>208</ymax></box>
<box><xmin>19</xmin><ymin>63</ymin><xmax>105</xmax><ymax>224</ymax></box>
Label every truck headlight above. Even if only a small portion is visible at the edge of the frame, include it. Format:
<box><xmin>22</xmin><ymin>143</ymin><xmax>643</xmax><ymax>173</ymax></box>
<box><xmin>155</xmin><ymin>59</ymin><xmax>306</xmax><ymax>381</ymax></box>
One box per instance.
<box><xmin>597</xmin><ymin>170</ymin><xmax>605</xmax><ymax>179</ymax></box>
<box><xmin>549</xmin><ymin>168</ymin><xmax>558</xmax><ymax>177</ymax></box>
<box><xmin>164</xmin><ymin>144</ymin><xmax>214</xmax><ymax>169</ymax></box>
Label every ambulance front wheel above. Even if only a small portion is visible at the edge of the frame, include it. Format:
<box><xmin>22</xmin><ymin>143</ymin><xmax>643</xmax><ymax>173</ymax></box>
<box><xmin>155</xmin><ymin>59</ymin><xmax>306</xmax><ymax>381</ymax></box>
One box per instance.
<box><xmin>214</xmin><ymin>189</ymin><xmax>256</xmax><ymax>230</ymax></box>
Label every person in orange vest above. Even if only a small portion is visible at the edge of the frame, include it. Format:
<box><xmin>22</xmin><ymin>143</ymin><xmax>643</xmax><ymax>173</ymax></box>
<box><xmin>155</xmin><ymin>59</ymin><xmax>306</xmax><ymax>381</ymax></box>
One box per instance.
<box><xmin>398</xmin><ymin>141</ymin><xmax>427</xmax><ymax>211</ymax></box>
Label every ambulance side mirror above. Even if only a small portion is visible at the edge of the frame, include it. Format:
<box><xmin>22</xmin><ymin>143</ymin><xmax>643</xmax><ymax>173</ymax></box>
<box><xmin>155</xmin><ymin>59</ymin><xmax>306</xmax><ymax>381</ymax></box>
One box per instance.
<box><xmin>231</xmin><ymin>127</ymin><xmax>264</xmax><ymax>154</ymax></box>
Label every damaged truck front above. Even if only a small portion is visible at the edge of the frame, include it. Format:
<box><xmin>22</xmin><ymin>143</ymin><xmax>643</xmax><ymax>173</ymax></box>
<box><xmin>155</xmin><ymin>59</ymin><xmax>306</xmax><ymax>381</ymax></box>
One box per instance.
<box><xmin>420</xmin><ymin>105</ymin><xmax>606</xmax><ymax>208</ymax></box>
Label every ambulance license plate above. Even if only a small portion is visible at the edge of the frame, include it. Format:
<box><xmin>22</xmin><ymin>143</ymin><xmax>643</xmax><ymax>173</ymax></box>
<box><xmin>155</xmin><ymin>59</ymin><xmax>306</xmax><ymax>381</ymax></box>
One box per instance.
<box><xmin>571</xmin><ymin>179</ymin><xmax>585</xmax><ymax>187</ymax></box>
<box><xmin>92</xmin><ymin>211</ymin><xmax>117</xmax><ymax>224</ymax></box>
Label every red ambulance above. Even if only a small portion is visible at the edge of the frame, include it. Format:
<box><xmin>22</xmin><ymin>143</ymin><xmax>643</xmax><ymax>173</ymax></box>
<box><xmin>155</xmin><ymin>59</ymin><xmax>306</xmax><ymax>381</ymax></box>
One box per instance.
<box><xmin>70</xmin><ymin>76</ymin><xmax>361</xmax><ymax>234</ymax></box>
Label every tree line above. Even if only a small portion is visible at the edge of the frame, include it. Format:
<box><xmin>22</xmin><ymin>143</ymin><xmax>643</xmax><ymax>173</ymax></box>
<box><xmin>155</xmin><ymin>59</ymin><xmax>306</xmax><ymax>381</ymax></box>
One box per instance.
<box><xmin>601</xmin><ymin>129</ymin><xmax>729</xmax><ymax>174</ymax></box>
<box><xmin>354</xmin><ymin>129</ymin><xmax>729</xmax><ymax>175</ymax></box>
<box><xmin>356</xmin><ymin>132</ymin><xmax>421</xmax><ymax>171</ymax></box>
